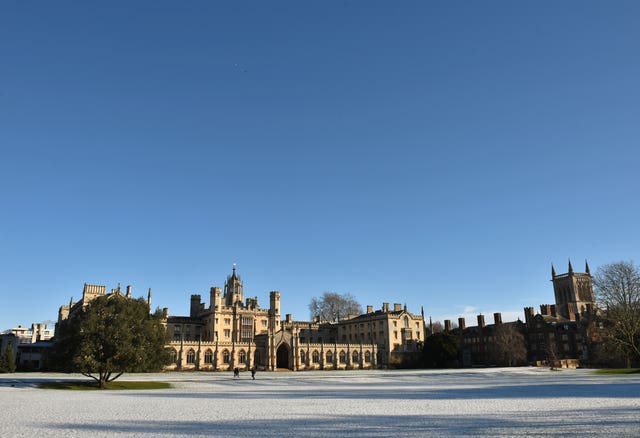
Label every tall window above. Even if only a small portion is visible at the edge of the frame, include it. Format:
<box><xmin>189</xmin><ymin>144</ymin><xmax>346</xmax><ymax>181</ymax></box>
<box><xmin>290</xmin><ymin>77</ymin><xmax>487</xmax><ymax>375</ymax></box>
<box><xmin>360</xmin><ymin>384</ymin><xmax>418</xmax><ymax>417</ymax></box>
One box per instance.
<box><xmin>169</xmin><ymin>349</ymin><xmax>177</xmax><ymax>364</ymax></box>
<box><xmin>239</xmin><ymin>350</ymin><xmax>246</xmax><ymax>364</ymax></box>
<box><xmin>364</xmin><ymin>351</ymin><xmax>371</xmax><ymax>363</ymax></box>
<box><xmin>241</xmin><ymin>317</ymin><xmax>253</xmax><ymax>341</ymax></box>
<box><xmin>223</xmin><ymin>349</ymin><xmax>230</xmax><ymax>364</ymax></box>
<box><xmin>352</xmin><ymin>351</ymin><xmax>359</xmax><ymax>363</ymax></box>
<box><xmin>300</xmin><ymin>350</ymin><xmax>306</xmax><ymax>363</ymax></box>
<box><xmin>204</xmin><ymin>349</ymin><xmax>213</xmax><ymax>364</ymax></box>
<box><xmin>312</xmin><ymin>351</ymin><xmax>319</xmax><ymax>363</ymax></box>
<box><xmin>326</xmin><ymin>350</ymin><xmax>333</xmax><ymax>363</ymax></box>
<box><xmin>186</xmin><ymin>349</ymin><xmax>196</xmax><ymax>364</ymax></box>
<box><xmin>339</xmin><ymin>351</ymin><xmax>346</xmax><ymax>363</ymax></box>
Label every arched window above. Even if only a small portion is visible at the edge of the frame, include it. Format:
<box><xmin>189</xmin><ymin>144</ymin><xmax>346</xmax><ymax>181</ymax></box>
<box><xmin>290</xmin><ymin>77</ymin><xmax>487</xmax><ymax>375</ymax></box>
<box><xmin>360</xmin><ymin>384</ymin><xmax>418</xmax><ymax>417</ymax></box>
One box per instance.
<box><xmin>169</xmin><ymin>349</ymin><xmax>177</xmax><ymax>364</ymax></box>
<box><xmin>364</xmin><ymin>351</ymin><xmax>371</xmax><ymax>363</ymax></box>
<box><xmin>223</xmin><ymin>349</ymin><xmax>230</xmax><ymax>364</ymax></box>
<box><xmin>339</xmin><ymin>351</ymin><xmax>346</xmax><ymax>363</ymax></box>
<box><xmin>404</xmin><ymin>316</ymin><xmax>410</xmax><ymax>328</ymax></box>
<box><xmin>204</xmin><ymin>349</ymin><xmax>213</xmax><ymax>364</ymax></box>
<box><xmin>326</xmin><ymin>350</ymin><xmax>333</xmax><ymax>363</ymax></box>
<box><xmin>312</xmin><ymin>350</ymin><xmax>319</xmax><ymax>363</ymax></box>
<box><xmin>352</xmin><ymin>351</ymin><xmax>359</xmax><ymax>363</ymax></box>
<box><xmin>239</xmin><ymin>350</ymin><xmax>246</xmax><ymax>364</ymax></box>
<box><xmin>186</xmin><ymin>349</ymin><xmax>196</xmax><ymax>364</ymax></box>
<box><xmin>300</xmin><ymin>350</ymin><xmax>306</xmax><ymax>363</ymax></box>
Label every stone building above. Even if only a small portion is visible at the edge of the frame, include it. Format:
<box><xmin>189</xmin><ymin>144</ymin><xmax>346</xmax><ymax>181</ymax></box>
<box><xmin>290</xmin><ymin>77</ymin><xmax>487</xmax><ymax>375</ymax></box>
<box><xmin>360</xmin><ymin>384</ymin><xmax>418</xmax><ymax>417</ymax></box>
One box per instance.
<box><xmin>0</xmin><ymin>323</ymin><xmax>55</xmax><ymax>370</ymax></box>
<box><xmin>445</xmin><ymin>260</ymin><xmax>596</xmax><ymax>368</ymax></box>
<box><xmin>164</xmin><ymin>265</ymin><xmax>425</xmax><ymax>371</ymax></box>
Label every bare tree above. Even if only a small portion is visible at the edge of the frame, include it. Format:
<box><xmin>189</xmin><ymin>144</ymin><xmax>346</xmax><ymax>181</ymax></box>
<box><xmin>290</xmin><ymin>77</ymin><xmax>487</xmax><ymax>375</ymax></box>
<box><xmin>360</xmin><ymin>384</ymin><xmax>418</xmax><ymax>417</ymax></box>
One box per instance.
<box><xmin>489</xmin><ymin>323</ymin><xmax>527</xmax><ymax>366</ymax></box>
<box><xmin>309</xmin><ymin>292</ymin><xmax>363</xmax><ymax>323</ymax></box>
<box><xmin>593</xmin><ymin>261</ymin><xmax>640</xmax><ymax>367</ymax></box>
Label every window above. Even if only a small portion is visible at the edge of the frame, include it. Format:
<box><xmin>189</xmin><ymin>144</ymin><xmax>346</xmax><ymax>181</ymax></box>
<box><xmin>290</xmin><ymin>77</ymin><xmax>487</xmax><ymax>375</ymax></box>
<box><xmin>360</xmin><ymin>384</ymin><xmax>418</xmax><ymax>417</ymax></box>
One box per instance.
<box><xmin>352</xmin><ymin>351</ymin><xmax>359</xmax><ymax>363</ymax></box>
<box><xmin>223</xmin><ymin>350</ymin><xmax>230</xmax><ymax>364</ymax></box>
<box><xmin>204</xmin><ymin>349</ymin><xmax>213</xmax><ymax>364</ymax></box>
<box><xmin>312</xmin><ymin>351</ymin><xmax>319</xmax><ymax>363</ymax></box>
<box><xmin>326</xmin><ymin>351</ymin><xmax>333</xmax><ymax>363</ymax></box>
<box><xmin>393</xmin><ymin>321</ymin><xmax>397</xmax><ymax>327</ymax></box>
<box><xmin>224</xmin><ymin>318</ymin><xmax>231</xmax><ymax>325</ymax></box>
<box><xmin>186</xmin><ymin>349</ymin><xmax>195</xmax><ymax>364</ymax></box>
<box><xmin>404</xmin><ymin>316</ymin><xmax>409</xmax><ymax>328</ymax></box>
<box><xmin>394</xmin><ymin>331</ymin><xmax>398</xmax><ymax>339</ymax></box>
<box><xmin>300</xmin><ymin>350</ymin><xmax>306</xmax><ymax>363</ymax></box>
<box><xmin>239</xmin><ymin>350</ymin><xmax>246</xmax><ymax>364</ymax></box>
<box><xmin>339</xmin><ymin>351</ymin><xmax>346</xmax><ymax>363</ymax></box>
<box><xmin>224</xmin><ymin>329</ymin><xmax>230</xmax><ymax>338</ymax></box>
<box><xmin>364</xmin><ymin>351</ymin><xmax>371</xmax><ymax>363</ymax></box>
<box><xmin>262</xmin><ymin>320</ymin><xmax>267</xmax><ymax>327</ymax></box>
<box><xmin>241</xmin><ymin>317</ymin><xmax>253</xmax><ymax>341</ymax></box>
<box><xmin>169</xmin><ymin>349</ymin><xmax>177</xmax><ymax>364</ymax></box>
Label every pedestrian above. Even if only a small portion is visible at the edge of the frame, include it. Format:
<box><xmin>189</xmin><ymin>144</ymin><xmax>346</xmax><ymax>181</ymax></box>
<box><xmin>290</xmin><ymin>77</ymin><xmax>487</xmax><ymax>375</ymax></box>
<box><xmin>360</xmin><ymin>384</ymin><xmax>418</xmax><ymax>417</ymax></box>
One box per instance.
<box><xmin>233</xmin><ymin>367</ymin><xmax>239</xmax><ymax>379</ymax></box>
<box><xmin>251</xmin><ymin>368</ymin><xmax>256</xmax><ymax>380</ymax></box>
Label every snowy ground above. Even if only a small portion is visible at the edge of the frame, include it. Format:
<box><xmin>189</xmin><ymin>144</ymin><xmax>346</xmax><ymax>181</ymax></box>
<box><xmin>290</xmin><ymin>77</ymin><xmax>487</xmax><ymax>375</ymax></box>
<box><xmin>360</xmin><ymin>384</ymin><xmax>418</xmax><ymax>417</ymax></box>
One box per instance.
<box><xmin>1</xmin><ymin>368</ymin><xmax>639</xmax><ymax>437</ymax></box>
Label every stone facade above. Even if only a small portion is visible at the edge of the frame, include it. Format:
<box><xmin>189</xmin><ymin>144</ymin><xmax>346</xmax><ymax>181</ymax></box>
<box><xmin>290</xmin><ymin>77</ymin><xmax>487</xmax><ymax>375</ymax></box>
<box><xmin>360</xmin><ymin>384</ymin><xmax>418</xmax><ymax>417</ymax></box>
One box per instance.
<box><xmin>163</xmin><ymin>265</ymin><xmax>424</xmax><ymax>371</ymax></box>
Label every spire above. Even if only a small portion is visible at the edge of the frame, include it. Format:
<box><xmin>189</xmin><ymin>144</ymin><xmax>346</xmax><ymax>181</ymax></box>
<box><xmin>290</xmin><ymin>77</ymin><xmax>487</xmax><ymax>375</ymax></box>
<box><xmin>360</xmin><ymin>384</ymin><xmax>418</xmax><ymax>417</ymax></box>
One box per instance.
<box><xmin>232</xmin><ymin>262</ymin><xmax>237</xmax><ymax>279</ymax></box>
<box><xmin>551</xmin><ymin>264</ymin><xmax>556</xmax><ymax>279</ymax></box>
<box><xmin>568</xmin><ymin>259</ymin><xmax>574</xmax><ymax>274</ymax></box>
<box><xmin>147</xmin><ymin>288</ymin><xmax>152</xmax><ymax>308</ymax></box>
<box><xmin>585</xmin><ymin>260</ymin><xmax>591</xmax><ymax>275</ymax></box>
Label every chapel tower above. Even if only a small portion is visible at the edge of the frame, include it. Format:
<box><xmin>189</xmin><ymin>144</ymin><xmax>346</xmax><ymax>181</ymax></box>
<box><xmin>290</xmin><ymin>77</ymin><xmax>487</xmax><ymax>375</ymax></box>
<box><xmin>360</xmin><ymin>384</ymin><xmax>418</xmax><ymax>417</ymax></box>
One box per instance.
<box><xmin>551</xmin><ymin>259</ymin><xmax>595</xmax><ymax>320</ymax></box>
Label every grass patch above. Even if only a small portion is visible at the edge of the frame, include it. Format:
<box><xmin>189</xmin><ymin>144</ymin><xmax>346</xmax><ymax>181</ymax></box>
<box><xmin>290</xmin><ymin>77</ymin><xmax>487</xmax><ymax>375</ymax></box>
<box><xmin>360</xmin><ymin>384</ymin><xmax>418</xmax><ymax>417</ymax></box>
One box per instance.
<box><xmin>38</xmin><ymin>381</ymin><xmax>172</xmax><ymax>390</ymax></box>
<box><xmin>594</xmin><ymin>368</ymin><xmax>640</xmax><ymax>375</ymax></box>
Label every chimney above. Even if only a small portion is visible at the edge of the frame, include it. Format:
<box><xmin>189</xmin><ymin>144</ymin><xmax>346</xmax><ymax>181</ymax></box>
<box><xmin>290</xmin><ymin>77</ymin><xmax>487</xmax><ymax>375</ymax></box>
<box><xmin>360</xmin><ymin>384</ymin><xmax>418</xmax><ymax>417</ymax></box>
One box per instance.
<box><xmin>550</xmin><ymin>305</ymin><xmax>557</xmax><ymax>317</ymax></box>
<box><xmin>477</xmin><ymin>314</ymin><xmax>485</xmax><ymax>328</ymax></box>
<box><xmin>458</xmin><ymin>317</ymin><xmax>466</xmax><ymax>330</ymax></box>
<box><xmin>444</xmin><ymin>319</ymin><xmax>452</xmax><ymax>332</ymax></box>
<box><xmin>126</xmin><ymin>285</ymin><xmax>132</xmax><ymax>298</ymax></box>
<box><xmin>382</xmin><ymin>302</ymin><xmax>390</xmax><ymax>312</ymax></box>
<box><xmin>524</xmin><ymin>307</ymin><xmax>534</xmax><ymax>324</ymax></box>
<box><xmin>540</xmin><ymin>304</ymin><xmax>549</xmax><ymax>316</ymax></box>
<box><xmin>393</xmin><ymin>303</ymin><xmax>402</xmax><ymax>312</ymax></box>
<box><xmin>366</xmin><ymin>305</ymin><xmax>373</xmax><ymax>314</ymax></box>
<box><xmin>493</xmin><ymin>312</ymin><xmax>502</xmax><ymax>324</ymax></box>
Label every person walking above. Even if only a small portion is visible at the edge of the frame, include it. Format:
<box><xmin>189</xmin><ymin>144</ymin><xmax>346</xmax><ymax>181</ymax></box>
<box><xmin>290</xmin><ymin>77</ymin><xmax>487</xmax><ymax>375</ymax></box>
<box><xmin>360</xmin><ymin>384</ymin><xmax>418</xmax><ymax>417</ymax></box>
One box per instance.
<box><xmin>233</xmin><ymin>367</ymin><xmax>239</xmax><ymax>379</ymax></box>
<box><xmin>251</xmin><ymin>368</ymin><xmax>256</xmax><ymax>380</ymax></box>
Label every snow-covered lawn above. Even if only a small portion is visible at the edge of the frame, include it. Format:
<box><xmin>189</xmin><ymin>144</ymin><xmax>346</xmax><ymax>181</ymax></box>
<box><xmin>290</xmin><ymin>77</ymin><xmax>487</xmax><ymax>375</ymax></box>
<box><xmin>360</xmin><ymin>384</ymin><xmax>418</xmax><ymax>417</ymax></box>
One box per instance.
<box><xmin>1</xmin><ymin>367</ymin><xmax>639</xmax><ymax>437</ymax></box>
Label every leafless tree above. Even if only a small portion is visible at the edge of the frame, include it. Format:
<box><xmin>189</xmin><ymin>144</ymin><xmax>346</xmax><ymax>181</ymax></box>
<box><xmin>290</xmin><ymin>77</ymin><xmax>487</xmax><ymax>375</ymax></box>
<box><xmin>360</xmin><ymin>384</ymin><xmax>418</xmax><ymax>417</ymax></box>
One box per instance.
<box><xmin>309</xmin><ymin>292</ymin><xmax>363</xmax><ymax>323</ymax></box>
<box><xmin>593</xmin><ymin>261</ymin><xmax>640</xmax><ymax>367</ymax></box>
<box><xmin>489</xmin><ymin>323</ymin><xmax>527</xmax><ymax>366</ymax></box>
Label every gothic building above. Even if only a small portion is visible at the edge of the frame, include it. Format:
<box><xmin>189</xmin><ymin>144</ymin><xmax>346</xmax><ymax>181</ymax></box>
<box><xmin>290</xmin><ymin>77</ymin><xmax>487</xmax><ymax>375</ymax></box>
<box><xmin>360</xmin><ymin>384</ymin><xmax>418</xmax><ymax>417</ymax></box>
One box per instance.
<box><xmin>163</xmin><ymin>265</ymin><xmax>425</xmax><ymax>371</ymax></box>
<box><xmin>446</xmin><ymin>260</ymin><xmax>597</xmax><ymax>368</ymax></box>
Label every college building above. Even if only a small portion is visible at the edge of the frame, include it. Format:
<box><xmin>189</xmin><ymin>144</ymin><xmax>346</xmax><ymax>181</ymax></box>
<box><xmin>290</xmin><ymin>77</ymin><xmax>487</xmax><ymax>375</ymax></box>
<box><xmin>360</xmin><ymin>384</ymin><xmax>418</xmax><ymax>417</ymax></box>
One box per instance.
<box><xmin>162</xmin><ymin>265</ymin><xmax>425</xmax><ymax>371</ymax></box>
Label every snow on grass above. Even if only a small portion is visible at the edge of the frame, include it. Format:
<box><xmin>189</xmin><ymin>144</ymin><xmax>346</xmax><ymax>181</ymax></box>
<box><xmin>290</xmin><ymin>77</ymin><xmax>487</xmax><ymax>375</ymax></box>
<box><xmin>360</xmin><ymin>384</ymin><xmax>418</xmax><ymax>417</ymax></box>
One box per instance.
<box><xmin>1</xmin><ymin>368</ymin><xmax>640</xmax><ymax>437</ymax></box>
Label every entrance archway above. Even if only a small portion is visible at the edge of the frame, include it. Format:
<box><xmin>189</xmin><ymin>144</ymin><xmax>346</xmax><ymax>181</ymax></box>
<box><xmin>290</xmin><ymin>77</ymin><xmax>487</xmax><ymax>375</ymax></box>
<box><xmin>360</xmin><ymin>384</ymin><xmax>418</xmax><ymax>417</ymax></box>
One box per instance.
<box><xmin>276</xmin><ymin>344</ymin><xmax>290</xmax><ymax>369</ymax></box>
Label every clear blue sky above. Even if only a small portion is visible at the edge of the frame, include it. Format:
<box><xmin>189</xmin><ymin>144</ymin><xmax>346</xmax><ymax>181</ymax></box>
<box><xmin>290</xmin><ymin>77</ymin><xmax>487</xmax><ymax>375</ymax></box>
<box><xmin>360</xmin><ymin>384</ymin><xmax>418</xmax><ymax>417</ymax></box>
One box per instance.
<box><xmin>1</xmin><ymin>1</ymin><xmax>639</xmax><ymax>331</ymax></box>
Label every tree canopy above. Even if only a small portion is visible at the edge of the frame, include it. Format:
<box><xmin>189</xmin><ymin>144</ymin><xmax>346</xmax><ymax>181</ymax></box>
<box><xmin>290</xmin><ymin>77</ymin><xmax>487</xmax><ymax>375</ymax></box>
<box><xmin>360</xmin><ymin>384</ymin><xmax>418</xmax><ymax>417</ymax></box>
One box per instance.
<box><xmin>0</xmin><ymin>344</ymin><xmax>16</xmax><ymax>373</ymax></box>
<box><xmin>309</xmin><ymin>292</ymin><xmax>363</xmax><ymax>323</ymax></box>
<box><xmin>48</xmin><ymin>294</ymin><xmax>171</xmax><ymax>388</ymax></box>
<box><xmin>422</xmin><ymin>332</ymin><xmax>460</xmax><ymax>368</ymax></box>
<box><xmin>593</xmin><ymin>261</ymin><xmax>640</xmax><ymax>367</ymax></box>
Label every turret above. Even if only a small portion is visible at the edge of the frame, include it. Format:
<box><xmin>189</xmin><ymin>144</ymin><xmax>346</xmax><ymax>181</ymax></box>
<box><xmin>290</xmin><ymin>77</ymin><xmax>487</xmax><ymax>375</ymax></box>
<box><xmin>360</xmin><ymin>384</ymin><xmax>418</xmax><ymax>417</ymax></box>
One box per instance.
<box><xmin>210</xmin><ymin>287</ymin><xmax>222</xmax><ymax>310</ymax></box>
<box><xmin>269</xmin><ymin>290</ymin><xmax>281</xmax><ymax>331</ymax></box>
<box><xmin>224</xmin><ymin>264</ymin><xmax>244</xmax><ymax>306</ymax></box>
<box><xmin>190</xmin><ymin>294</ymin><xmax>202</xmax><ymax>318</ymax></box>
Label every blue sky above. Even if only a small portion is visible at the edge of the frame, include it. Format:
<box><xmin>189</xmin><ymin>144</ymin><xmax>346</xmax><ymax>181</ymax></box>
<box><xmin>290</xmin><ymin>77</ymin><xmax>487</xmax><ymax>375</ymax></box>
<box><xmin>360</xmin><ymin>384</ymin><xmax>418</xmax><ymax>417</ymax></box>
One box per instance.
<box><xmin>1</xmin><ymin>1</ymin><xmax>639</xmax><ymax>331</ymax></box>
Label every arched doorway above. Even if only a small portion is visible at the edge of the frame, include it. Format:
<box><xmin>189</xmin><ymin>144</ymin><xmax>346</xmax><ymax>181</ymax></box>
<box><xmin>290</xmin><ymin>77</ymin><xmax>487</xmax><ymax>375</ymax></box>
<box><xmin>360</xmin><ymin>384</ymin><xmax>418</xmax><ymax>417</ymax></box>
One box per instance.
<box><xmin>276</xmin><ymin>343</ymin><xmax>290</xmax><ymax>369</ymax></box>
